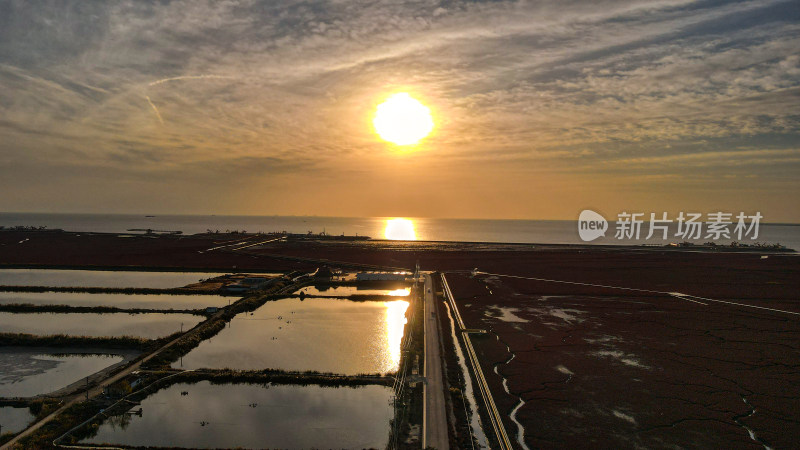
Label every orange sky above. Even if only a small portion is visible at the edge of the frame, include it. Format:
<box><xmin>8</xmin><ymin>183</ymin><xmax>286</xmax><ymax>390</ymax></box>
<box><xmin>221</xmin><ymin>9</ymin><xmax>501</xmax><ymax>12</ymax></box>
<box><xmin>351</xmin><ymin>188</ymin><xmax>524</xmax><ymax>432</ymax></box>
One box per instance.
<box><xmin>0</xmin><ymin>1</ymin><xmax>798</xmax><ymax>222</ymax></box>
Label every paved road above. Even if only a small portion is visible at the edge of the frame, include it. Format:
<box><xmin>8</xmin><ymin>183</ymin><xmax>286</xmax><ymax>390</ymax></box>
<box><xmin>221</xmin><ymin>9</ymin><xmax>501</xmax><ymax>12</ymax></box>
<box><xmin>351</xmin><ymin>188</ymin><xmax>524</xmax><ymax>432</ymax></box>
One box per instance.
<box><xmin>423</xmin><ymin>273</ymin><xmax>449</xmax><ymax>449</ymax></box>
<box><xmin>442</xmin><ymin>273</ymin><xmax>513</xmax><ymax>450</ymax></box>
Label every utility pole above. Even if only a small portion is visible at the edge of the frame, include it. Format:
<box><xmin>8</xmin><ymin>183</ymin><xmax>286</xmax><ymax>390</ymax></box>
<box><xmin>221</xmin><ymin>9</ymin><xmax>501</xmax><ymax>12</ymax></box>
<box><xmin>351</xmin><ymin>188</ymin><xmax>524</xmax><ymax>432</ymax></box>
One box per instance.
<box><xmin>86</xmin><ymin>376</ymin><xmax>89</xmax><ymax>400</ymax></box>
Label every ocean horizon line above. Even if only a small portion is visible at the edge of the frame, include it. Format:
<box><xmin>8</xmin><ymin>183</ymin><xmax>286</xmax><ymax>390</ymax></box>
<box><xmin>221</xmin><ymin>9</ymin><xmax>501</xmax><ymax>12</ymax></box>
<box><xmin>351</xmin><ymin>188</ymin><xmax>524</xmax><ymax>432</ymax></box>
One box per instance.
<box><xmin>2</xmin><ymin>211</ymin><xmax>799</xmax><ymax>226</ymax></box>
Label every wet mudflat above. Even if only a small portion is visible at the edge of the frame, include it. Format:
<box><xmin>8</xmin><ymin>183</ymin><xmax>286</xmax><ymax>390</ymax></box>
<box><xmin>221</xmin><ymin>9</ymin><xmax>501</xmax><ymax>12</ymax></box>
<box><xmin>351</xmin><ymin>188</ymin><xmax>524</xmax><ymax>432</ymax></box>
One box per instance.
<box><xmin>0</xmin><ymin>406</ymin><xmax>34</xmax><ymax>434</ymax></box>
<box><xmin>0</xmin><ymin>269</ymin><xmax>227</xmax><ymax>289</ymax></box>
<box><xmin>80</xmin><ymin>381</ymin><xmax>393</xmax><ymax>449</ymax></box>
<box><xmin>446</xmin><ymin>273</ymin><xmax>800</xmax><ymax>449</ymax></box>
<box><xmin>0</xmin><ymin>291</ymin><xmax>231</xmax><ymax>310</ymax></box>
<box><xmin>0</xmin><ymin>312</ymin><xmax>202</xmax><ymax>339</ymax></box>
<box><xmin>0</xmin><ymin>348</ymin><xmax>124</xmax><ymax>397</ymax></box>
<box><xmin>174</xmin><ymin>297</ymin><xmax>408</xmax><ymax>374</ymax></box>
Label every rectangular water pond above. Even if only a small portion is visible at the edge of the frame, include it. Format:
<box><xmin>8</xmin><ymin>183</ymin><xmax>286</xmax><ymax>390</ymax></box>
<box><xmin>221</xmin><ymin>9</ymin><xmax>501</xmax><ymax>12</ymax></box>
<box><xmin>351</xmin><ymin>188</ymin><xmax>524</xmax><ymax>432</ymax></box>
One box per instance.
<box><xmin>0</xmin><ymin>348</ymin><xmax>126</xmax><ymax>397</ymax></box>
<box><xmin>174</xmin><ymin>298</ymin><xmax>408</xmax><ymax>374</ymax></box>
<box><xmin>0</xmin><ymin>312</ymin><xmax>203</xmax><ymax>339</ymax></box>
<box><xmin>0</xmin><ymin>269</ymin><xmax>229</xmax><ymax>288</ymax></box>
<box><xmin>0</xmin><ymin>292</ymin><xmax>232</xmax><ymax>310</ymax></box>
<box><xmin>297</xmin><ymin>285</ymin><xmax>410</xmax><ymax>297</ymax></box>
<box><xmin>0</xmin><ymin>406</ymin><xmax>35</xmax><ymax>434</ymax></box>
<box><xmin>81</xmin><ymin>381</ymin><xmax>393</xmax><ymax>449</ymax></box>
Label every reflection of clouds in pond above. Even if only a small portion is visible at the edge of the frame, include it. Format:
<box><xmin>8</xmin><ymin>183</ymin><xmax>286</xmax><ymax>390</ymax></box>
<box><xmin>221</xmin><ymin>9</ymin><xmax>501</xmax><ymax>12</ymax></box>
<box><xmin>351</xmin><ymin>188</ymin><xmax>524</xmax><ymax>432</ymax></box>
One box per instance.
<box><xmin>83</xmin><ymin>382</ymin><xmax>393</xmax><ymax>449</ymax></box>
<box><xmin>176</xmin><ymin>298</ymin><xmax>408</xmax><ymax>374</ymax></box>
<box><xmin>0</xmin><ymin>406</ymin><xmax>35</xmax><ymax>434</ymax></box>
<box><xmin>0</xmin><ymin>351</ymin><xmax>123</xmax><ymax>396</ymax></box>
<box><xmin>0</xmin><ymin>354</ymin><xmax>60</xmax><ymax>384</ymax></box>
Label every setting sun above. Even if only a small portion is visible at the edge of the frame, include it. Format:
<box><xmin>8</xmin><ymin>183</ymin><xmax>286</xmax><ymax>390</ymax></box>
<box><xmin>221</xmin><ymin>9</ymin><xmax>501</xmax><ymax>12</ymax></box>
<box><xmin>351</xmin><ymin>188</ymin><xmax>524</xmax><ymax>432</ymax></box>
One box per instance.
<box><xmin>373</xmin><ymin>93</ymin><xmax>434</xmax><ymax>146</ymax></box>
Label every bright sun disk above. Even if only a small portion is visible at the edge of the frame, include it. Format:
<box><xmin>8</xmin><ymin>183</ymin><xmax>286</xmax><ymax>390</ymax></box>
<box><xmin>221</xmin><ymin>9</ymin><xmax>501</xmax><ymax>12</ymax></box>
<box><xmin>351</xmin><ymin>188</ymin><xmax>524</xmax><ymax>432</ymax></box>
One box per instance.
<box><xmin>373</xmin><ymin>93</ymin><xmax>434</xmax><ymax>146</ymax></box>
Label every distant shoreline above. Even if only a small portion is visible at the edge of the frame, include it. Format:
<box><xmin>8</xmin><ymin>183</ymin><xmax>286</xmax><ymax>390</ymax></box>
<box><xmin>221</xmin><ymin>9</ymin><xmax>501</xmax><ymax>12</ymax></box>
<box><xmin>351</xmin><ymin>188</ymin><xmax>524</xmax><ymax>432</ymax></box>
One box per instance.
<box><xmin>1</xmin><ymin>228</ymin><xmax>795</xmax><ymax>253</ymax></box>
<box><xmin>2</xmin><ymin>212</ymin><xmax>798</xmax><ymax>250</ymax></box>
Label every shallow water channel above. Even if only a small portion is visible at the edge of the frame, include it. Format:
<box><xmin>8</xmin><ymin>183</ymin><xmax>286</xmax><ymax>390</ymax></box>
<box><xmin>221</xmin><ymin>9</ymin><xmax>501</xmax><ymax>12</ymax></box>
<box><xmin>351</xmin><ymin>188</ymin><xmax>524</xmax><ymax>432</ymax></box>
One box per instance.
<box><xmin>0</xmin><ymin>291</ymin><xmax>231</xmax><ymax>310</ymax></box>
<box><xmin>0</xmin><ymin>269</ymin><xmax>229</xmax><ymax>288</ymax></box>
<box><xmin>0</xmin><ymin>311</ymin><xmax>203</xmax><ymax>338</ymax></box>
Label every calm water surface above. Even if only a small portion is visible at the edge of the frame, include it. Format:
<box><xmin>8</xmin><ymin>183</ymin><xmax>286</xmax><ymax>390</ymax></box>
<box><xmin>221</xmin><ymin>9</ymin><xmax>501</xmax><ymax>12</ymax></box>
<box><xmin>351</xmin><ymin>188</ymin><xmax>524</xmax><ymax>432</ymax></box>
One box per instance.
<box><xmin>2</xmin><ymin>213</ymin><xmax>798</xmax><ymax>249</ymax></box>
<box><xmin>81</xmin><ymin>381</ymin><xmax>393</xmax><ymax>449</ymax></box>
<box><xmin>0</xmin><ymin>312</ymin><xmax>202</xmax><ymax>338</ymax></box>
<box><xmin>174</xmin><ymin>298</ymin><xmax>408</xmax><ymax>374</ymax></box>
<box><xmin>0</xmin><ymin>350</ymin><xmax>123</xmax><ymax>397</ymax></box>
<box><xmin>0</xmin><ymin>269</ymin><xmax>227</xmax><ymax>288</ymax></box>
<box><xmin>0</xmin><ymin>406</ymin><xmax>34</xmax><ymax>433</ymax></box>
<box><xmin>0</xmin><ymin>292</ymin><xmax>232</xmax><ymax>310</ymax></box>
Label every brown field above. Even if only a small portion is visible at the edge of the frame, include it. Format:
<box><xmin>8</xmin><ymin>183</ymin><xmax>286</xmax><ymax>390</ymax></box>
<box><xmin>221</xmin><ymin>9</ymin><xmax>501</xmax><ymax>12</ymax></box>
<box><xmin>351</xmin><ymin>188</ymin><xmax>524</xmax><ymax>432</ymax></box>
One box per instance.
<box><xmin>445</xmin><ymin>265</ymin><xmax>800</xmax><ymax>449</ymax></box>
<box><xmin>0</xmin><ymin>231</ymin><xmax>315</xmax><ymax>271</ymax></box>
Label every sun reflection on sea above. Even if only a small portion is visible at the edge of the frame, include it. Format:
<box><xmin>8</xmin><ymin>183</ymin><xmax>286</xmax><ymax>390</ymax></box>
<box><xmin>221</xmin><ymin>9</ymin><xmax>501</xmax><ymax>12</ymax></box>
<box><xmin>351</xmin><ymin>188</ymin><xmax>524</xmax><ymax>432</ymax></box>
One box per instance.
<box><xmin>388</xmin><ymin>288</ymin><xmax>411</xmax><ymax>296</ymax></box>
<box><xmin>383</xmin><ymin>300</ymin><xmax>409</xmax><ymax>373</ymax></box>
<box><xmin>384</xmin><ymin>218</ymin><xmax>417</xmax><ymax>240</ymax></box>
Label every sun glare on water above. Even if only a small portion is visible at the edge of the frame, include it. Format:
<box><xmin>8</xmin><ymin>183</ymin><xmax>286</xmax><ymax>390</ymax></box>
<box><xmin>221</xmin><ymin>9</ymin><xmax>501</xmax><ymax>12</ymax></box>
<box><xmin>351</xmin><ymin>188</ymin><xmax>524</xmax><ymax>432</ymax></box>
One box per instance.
<box><xmin>384</xmin><ymin>218</ymin><xmax>417</xmax><ymax>240</ymax></box>
<box><xmin>383</xmin><ymin>300</ymin><xmax>409</xmax><ymax>372</ymax></box>
<box><xmin>373</xmin><ymin>93</ymin><xmax>434</xmax><ymax>146</ymax></box>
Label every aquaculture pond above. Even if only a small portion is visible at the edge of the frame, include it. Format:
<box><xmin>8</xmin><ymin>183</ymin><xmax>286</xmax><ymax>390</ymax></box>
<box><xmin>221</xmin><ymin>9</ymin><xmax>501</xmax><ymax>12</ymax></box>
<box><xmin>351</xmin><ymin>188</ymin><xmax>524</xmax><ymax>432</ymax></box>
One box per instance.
<box><xmin>0</xmin><ymin>349</ymin><xmax>125</xmax><ymax>397</ymax></box>
<box><xmin>296</xmin><ymin>285</ymin><xmax>410</xmax><ymax>296</ymax></box>
<box><xmin>0</xmin><ymin>269</ymin><xmax>229</xmax><ymax>289</ymax></box>
<box><xmin>174</xmin><ymin>297</ymin><xmax>408</xmax><ymax>374</ymax></box>
<box><xmin>0</xmin><ymin>406</ymin><xmax>34</xmax><ymax>434</ymax></box>
<box><xmin>0</xmin><ymin>312</ymin><xmax>203</xmax><ymax>339</ymax></box>
<box><xmin>80</xmin><ymin>381</ymin><xmax>393</xmax><ymax>449</ymax></box>
<box><xmin>0</xmin><ymin>292</ymin><xmax>232</xmax><ymax>310</ymax></box>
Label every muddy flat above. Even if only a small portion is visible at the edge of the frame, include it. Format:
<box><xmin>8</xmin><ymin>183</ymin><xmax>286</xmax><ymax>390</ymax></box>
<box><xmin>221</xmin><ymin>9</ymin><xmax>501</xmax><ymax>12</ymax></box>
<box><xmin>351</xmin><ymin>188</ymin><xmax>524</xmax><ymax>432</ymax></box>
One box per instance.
<box><xmin>445</xmin><ymin>272</ymin><xmax>799</xmax><ymax>449</ymax></box>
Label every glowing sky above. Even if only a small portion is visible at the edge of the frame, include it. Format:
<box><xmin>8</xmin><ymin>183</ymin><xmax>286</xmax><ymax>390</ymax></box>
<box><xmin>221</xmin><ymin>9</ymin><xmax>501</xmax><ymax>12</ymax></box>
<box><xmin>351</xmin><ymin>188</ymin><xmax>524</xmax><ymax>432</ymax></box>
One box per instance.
<box><xmin>0</xmin><ymin>1</ymin><xmax>798</xmax><ymax>221</ymax></box>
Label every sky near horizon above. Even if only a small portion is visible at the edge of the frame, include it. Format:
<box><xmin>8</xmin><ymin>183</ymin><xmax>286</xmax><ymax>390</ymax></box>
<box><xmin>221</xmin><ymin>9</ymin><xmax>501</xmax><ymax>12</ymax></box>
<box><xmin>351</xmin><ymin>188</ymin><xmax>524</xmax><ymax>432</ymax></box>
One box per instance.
<box><xmin>0</xmin><ymin>0</ymin><xmax>798</xmax><ymax>221</ymax></box>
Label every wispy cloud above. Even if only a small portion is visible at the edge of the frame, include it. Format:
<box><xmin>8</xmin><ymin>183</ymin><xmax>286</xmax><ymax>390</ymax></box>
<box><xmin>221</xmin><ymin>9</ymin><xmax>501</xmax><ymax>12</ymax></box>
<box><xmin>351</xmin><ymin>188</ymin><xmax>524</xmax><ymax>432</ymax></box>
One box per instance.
<box><xmin>148</xmin><ymin>75</ymin><xmax>233</xmax><ymax>87</ymax></box>
<box><xmin>0</xmin><ymin>0</ymin><xmax>797</xmax><ymax>218</ymax></box>
<box><xmin>144</xmin><ymin>95</ymin><xmax>164</xmax><ymax>125</ymax></box>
